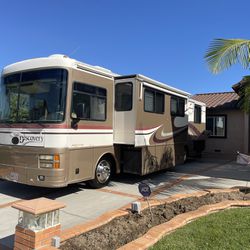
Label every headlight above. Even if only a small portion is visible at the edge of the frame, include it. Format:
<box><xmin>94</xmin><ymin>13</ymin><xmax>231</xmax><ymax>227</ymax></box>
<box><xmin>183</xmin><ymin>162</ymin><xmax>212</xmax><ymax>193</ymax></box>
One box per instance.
<box><xmin>39</xmin><ymin>154</ymin><xmax>60</xmax><ymax>169</ymax></box>
<box><xmin>40</xmin><ymin>162</ymin><xmax>53</xmax><ymax>168</ymax></box>
<box><xmin>39</xmin><ymin>155</ymin><xmax>54</xmax><ymax>161</ymax></box>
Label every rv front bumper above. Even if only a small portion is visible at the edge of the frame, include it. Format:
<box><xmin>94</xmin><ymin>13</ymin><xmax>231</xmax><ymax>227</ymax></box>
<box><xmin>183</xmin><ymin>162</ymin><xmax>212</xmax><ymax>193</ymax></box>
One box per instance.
<box><xmin>0</xmin><ymin>163</ymin><xmax>67</xmax><ymax>187</ymax></box>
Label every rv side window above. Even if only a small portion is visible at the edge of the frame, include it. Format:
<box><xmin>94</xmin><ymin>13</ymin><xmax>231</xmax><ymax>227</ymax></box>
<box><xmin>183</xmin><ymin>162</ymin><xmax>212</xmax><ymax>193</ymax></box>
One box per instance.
<box><xmin>171</xmin><ymin>96</ymin><xmax>185</xmax><ymax>117</ymax></box>
<box><xmin>144</xmin><ymin>88</ymin><xmax>164</xmax><ymax>114</ymax></box>
<box><xmin>72</xmin><ymin>82</ymin><xmax>106</xmax><ymax>121</ymax></box>
<box><xmin>115</xmin><ymin>82</ymin><xmax>133</xmax><ymax>111</ymax></box>
<box><xmin>194</xmin><ymin>105</ymin><xmax>201</xmax><ymax>123</ymax></box>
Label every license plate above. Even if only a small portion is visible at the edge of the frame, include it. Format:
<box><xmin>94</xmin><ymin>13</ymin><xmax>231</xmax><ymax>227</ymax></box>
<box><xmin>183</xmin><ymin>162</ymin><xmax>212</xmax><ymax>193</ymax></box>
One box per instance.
<box><xmin>9</xmin><ymin>172</ymin><xmax>19</xmax><ymax>182</ymax></box>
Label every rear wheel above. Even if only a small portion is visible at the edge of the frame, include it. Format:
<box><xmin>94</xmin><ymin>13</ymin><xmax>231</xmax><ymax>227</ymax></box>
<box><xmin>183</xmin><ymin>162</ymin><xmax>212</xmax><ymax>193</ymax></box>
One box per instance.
<box><xmin>88</xmin><ymin>158</ymin><xmax>112</xmax><ymax>188</ymax></box>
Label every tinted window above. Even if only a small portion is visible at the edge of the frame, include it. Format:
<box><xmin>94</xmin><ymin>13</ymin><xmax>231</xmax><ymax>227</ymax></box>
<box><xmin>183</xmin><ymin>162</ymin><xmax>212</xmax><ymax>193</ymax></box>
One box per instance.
<box><xmin>144</xmin><ymin>88</ymin><xmax>164</xmax><ymax>114</ymax></box>
<box><xmin>156</xmin><ymin>92</ymin><xmax>164</xmax><ymax>113</ymax></box>
<box><xmin>171</xmin><ymin>96</ymin><xmax>185</xmax><ymax>116</ymax></box>
<box><xmin>115</xmin><ymin>82</ymin><xmax>133</xmax><ymax>111</ymax></box>
<box><xmin>72</xmin><ymin>82</ymin><xmax>106</xmax><ymax>121</ymax></box>
<box><xmin>0</xmin><ymin>69</ymin><xmax>67</xmax><ymax>123</ymax></box>
<box><xmin>194</xmin><ymin>105</ymin><xmax>201</xmax><ymax>123</ymax></box>
<box><xmin>144</xmin><ymin>89</ymin><xmax>154</xmax><ymax>112</ymax></box>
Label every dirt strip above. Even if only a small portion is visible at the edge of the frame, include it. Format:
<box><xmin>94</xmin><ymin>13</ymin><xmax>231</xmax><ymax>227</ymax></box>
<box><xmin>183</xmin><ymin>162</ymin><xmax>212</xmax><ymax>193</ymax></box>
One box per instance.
<box><xmin>118</xmin><ymin>200</ymin><xmax>250</xmax><ymax>250</ymax></box>
<box><xmin>60</xmin><ymin>188</ymin><xmax>246</xmax><ymax>250</ymax></box>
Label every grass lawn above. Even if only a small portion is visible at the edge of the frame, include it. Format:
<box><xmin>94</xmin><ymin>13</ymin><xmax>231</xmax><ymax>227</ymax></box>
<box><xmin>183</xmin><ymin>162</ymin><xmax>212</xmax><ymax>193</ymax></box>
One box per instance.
<box><xmin>151</xmin><ymin>208</ymin><xmax>250</xmax><ymax>250</ymax></box>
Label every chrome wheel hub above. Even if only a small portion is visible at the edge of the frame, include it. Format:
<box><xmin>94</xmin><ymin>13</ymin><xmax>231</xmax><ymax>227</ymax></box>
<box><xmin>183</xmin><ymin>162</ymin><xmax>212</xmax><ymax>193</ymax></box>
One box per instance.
<box><xmin>96</xmin><ymin>160</ymin><xmax>111</xmax><ymax>183</ymax></box>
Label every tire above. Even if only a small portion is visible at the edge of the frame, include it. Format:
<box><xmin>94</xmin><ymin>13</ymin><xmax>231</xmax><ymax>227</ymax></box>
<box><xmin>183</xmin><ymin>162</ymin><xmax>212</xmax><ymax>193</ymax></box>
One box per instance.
<box><xmin>88</xmin><ymin>157</ymin><xmax>112</xmax><ymax>188</ymax></box>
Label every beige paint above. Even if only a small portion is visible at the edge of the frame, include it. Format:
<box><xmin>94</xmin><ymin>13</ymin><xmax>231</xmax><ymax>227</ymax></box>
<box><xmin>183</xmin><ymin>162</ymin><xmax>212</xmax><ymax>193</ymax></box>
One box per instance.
<box><xmin>71</xmin><ymin>68</ymin><xmax>114</xmax><ymax>128</ymax></box>
<box><xmin>67</xmin><ymin>69</ymin><xmax>115</xmax><ymax>183</ymax></box>
<box><xmin>205</xmin><ymin>109</ymin><xmax>245</xmax><ymax>155</ymax></box>
<box><xmin>0</xmin><ymin>146</ymin><xmax>67</xmax><ymax>187</ymax></box>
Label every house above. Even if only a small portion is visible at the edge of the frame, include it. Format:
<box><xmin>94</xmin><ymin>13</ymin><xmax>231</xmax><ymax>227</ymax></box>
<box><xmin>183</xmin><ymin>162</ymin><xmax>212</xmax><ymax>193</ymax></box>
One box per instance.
<box><xmin>192</xmin><ymin>91</ymin><xmax>249</xmax><ymax>157</ymax></box>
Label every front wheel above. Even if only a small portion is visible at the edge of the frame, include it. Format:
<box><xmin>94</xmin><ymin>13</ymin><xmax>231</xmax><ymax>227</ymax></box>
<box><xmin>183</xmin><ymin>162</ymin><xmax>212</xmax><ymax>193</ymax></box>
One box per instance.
<box><xmin>88</xmin><ymin>158</ymin><xmax>112</xmax><ymax>188</ymax></box>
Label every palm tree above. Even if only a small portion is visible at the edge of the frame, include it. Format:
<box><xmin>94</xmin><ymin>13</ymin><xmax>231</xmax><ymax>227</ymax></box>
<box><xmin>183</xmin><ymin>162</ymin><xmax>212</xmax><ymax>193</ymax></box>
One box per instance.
<box><xmin>205</xmin><ymin>38</ymin><xmax>250</xmax><ymax>112</ymax></box>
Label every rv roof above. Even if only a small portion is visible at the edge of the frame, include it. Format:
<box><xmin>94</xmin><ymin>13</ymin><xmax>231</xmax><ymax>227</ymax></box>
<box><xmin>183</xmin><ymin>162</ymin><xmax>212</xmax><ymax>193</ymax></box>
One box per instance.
<box><xmin>115</xmin><ymin>74</ymin><xmax>190</xmax><ymax>98</ymax></box>
<box><xmin>2</xmin><ymin>54</ymin><xmax>118</xmax><ymax>78</ymax></box>
<box><xmin>2</xmin><ymin>55</ymin><xmax>190</xmax><ymax>98</ymax></box>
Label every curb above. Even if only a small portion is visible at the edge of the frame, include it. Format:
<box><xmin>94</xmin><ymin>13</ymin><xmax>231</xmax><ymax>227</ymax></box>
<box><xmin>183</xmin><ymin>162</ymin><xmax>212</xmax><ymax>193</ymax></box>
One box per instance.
<box><xmin>60</xmin><ymin>188</ymin><xmax>238</xmax><ymax>242</ymax></box>
<box><xmin>117</xmin><ymin>200</ymin><xmax>250</xmax><ymax>250</ymax></box>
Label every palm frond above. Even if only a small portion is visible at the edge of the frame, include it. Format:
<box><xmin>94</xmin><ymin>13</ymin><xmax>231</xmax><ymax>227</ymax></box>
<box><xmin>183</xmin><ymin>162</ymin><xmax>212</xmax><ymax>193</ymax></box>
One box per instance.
<box><xmin>205</xmin><ymin>39</ymin><xmax>250</xmax><ymax>74</ymax></box>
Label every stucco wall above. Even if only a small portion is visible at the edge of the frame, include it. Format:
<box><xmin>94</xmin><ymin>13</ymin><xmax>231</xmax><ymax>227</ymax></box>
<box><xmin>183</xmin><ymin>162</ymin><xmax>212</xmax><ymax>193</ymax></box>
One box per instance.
<box><xmin>205</xmin><ymin>109</ymin><xmax>245</xmax><ymax>155</ymax></box>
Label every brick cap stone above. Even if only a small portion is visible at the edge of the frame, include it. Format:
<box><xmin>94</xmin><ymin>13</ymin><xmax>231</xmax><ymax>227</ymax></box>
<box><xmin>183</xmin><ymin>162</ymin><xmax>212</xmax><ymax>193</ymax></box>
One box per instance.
<box><xmin>12</xmin><ymin>197</ymin><xmax>65</xmax><ymax>215</ymax></box>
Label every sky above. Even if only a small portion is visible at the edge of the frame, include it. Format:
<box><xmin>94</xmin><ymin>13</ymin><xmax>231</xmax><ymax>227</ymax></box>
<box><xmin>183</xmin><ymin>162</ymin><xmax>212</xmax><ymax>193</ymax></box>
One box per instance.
<box><xmin>0</xmin><ymin>0</ymin><xmax>250</xmax><ymax>94</ymax></box>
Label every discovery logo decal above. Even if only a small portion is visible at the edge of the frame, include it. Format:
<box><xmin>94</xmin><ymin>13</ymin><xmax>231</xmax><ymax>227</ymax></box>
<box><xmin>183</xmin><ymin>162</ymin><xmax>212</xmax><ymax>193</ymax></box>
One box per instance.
<box><xmin>11</xmin><ymin>132</ymin><xmax>44</xmax><ymax>145</ymax></box>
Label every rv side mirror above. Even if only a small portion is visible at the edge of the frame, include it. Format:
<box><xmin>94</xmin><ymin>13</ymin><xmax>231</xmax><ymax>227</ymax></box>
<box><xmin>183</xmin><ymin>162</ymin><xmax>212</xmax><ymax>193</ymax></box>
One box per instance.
<box><xmin>71</xmin><ymin>103</ymin><xmax>83</xmax><ymax>129</ymax></box>
<box><xmin>76</xmin><ymin>103</ymin><xmax>90</xmax><ymax>119</ymax></box>
<box><xmin>76</xmin><ymin>103</ymin><xmax>85</xmax><ymax>118</ymax></box>
<box><xmin>71</xmin><ymin>103</ymin><xmax>88</xmax><ymax>129</ymax></box>
<box><xmin>71</xmin><ymin>115</ymin><xmax>80</xmax><ymax>129</ymax></box>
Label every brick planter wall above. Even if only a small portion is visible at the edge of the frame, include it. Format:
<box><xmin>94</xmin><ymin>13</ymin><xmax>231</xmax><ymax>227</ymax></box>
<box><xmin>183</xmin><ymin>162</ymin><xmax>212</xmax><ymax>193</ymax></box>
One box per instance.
<box><xmin>14</xmin><ymin>224</ymin><xmax>61</xmax><ymax>250</ymax></box>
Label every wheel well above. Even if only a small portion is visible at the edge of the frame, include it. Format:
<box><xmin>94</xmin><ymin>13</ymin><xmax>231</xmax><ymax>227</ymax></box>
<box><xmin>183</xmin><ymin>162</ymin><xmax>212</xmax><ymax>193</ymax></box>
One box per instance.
<box><xmin>99</xmin><ymin>153</ymin><xmax>117</xmax><ymax>175</ymax></box>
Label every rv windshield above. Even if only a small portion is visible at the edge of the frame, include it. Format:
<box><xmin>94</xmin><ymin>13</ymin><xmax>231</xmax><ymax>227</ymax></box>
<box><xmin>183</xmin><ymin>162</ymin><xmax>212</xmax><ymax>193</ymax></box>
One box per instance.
<box><xmin>0</xmin><ymin>69</ymin><xmax>67</xmax><ymax>123</ymax></box>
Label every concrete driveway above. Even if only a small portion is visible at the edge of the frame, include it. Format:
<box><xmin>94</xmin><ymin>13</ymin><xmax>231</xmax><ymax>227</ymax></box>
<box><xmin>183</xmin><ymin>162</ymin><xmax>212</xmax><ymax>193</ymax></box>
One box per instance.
<box><xmin>0</xmin><ymin>156</ymin><xmax>249</xmax><ymax>249</ymax></box>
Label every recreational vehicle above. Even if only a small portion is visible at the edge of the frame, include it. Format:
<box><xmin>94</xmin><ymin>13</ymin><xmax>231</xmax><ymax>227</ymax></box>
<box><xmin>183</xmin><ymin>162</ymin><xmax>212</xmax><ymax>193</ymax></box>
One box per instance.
<box><xmin>0</xmin><ymin>55</ymin><xmax>190</xmax><ymax>188</ymax></box>
<box><xmin>186</xmin><ymin>98</ymin><xmax>206</xmax><ymax>157</ymax></box>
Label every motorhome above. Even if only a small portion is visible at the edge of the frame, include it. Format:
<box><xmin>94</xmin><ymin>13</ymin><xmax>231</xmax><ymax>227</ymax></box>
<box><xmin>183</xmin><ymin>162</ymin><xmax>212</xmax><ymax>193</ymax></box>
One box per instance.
<box><xmin>0</xmin><ymin>55</ymin><xmax>191</xmax><ymax>188</ymax></box>
<box><xmin>186</xmin><ymin>98</ymin><xmax>206</xmax><ymax>157</ymax></box>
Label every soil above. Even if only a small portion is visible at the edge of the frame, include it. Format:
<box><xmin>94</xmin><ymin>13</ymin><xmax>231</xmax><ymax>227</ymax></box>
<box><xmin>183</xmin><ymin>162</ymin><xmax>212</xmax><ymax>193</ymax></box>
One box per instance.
<box><xmin>60</xmin><ymin>190</ymin><xmax>250</xmax><ymax>250</ymax></box>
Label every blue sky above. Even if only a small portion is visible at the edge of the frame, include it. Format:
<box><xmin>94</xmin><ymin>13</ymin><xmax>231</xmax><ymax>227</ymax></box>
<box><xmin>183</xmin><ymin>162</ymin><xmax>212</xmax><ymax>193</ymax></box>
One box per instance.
<box><xmin>0</xmin><ymin>0</ymin><xmax>249</xmax><ymax>94</ymax></box>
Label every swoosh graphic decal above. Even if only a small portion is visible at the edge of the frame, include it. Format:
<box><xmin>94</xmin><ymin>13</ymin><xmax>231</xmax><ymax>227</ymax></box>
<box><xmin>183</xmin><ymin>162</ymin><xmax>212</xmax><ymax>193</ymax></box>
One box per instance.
<box><xmin>188</xmin><ymin>123</ymin><xmax>201</xmax><ymax>137</ymax></box>
<box><xmin>135</xmin><ymin>125</ymin><xmax>162</xmax><ymax>135</ymax></box>
<box><xmin>153</xmin><ymin>126</ymin><xmax>188</xmax><ymax>143</ymax></box>
<box><xmin>161</xmin><ymin>127</ymin><xmax>187</xmax><ymax>137</ymax></box>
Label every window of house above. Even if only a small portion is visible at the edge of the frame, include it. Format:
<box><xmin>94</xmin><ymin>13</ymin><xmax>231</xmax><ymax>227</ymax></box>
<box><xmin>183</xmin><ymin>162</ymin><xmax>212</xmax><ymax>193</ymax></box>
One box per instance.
<box><xmin>72</xmin><ymin>82</ymin><xmax>106</xmax><ymax>121</ymax></box>
<box><xmin>115</xmin><ymin>82</ymin><xmax>133</xmax><ymax>111</ymax></box>
<box><xmin>206</xmin><ymin>115</ymin><xmax>226</xmax><ymax>137</ymax></box>
<box><xmin>194</xmin><ymin>105</ymin><xmax>201</xmax><ymax>123</ymax></box>
<box><xmin>144</xmin><ymin>88</ymin><xmax>164</xmax><ymax>114</ymax></box>
<box><xmin>171</xmin><ymin>96</ymin><xmax>185</xmax><ymax>116</ymax></box>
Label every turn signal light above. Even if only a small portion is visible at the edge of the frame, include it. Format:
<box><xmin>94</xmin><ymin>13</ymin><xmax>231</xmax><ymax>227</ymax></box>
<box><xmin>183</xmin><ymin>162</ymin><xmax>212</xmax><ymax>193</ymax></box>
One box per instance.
<box><xmin>53</xmin><ymin>154</ymin><xmax>60</xmax><ymax>169</ymax></box>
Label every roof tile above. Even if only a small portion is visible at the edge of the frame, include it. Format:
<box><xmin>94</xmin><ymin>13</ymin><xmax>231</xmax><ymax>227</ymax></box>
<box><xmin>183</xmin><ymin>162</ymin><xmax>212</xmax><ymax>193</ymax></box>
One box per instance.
<box><xmin>192</xmin><ymin>92</ymin><xmax>239</xmax><ymax>109</ymax></box>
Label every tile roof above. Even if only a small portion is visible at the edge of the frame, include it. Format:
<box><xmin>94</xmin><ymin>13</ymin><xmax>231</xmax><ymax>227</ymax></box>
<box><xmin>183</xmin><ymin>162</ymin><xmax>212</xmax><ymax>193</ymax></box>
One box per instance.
<box><xmin>192</xmin><ymin>92</ymin><xmax>240</xmax><ymax>109</ymax></box>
